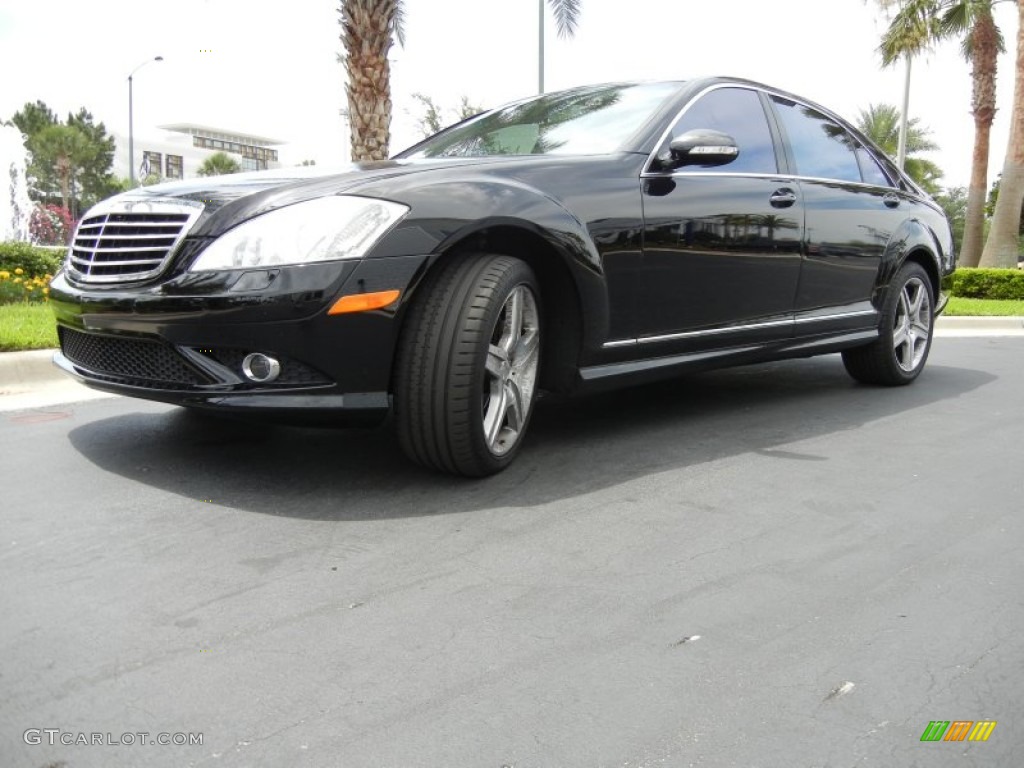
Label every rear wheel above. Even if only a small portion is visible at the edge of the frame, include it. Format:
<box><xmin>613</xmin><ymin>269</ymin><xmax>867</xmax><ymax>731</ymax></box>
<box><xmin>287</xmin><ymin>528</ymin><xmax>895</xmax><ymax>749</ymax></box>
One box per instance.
<box><xmin>842</xmin><ymin>261</ymin><xmax>934</xmax><ymax>386</ymax></box>
<box><xmin>394</xmin><ymin>254</ymin><xmax>541</xmax><ymax>476</ymax></box>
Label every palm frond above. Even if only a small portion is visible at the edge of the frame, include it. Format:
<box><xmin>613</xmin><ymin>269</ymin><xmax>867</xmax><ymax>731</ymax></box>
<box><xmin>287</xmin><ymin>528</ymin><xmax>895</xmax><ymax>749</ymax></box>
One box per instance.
<box><xmin>878</xmin><ymin>0</ymin><xmax>942</xmax><ymax>66</ymax></box>
<box><xmin>393</xmin><ymin>0</ymin><xmax>407</xmax><ymax>48</ymax></box>
<box><xmin>548</xmin><ymin>0</ymin><xmax>581</xmax><ymax>39</ymax></box>
<box><xmin>942</xmin><ymin>0</ymin><xmax>1004</xmax><ymax>61</ymax></box>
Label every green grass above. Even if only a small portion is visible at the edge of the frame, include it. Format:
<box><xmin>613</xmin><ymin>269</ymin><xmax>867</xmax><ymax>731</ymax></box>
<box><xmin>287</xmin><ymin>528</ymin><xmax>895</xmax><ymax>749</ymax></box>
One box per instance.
<box><xmin>945</xmin><ymin>297</ymin><xmax>1024</xmax><ymax>316</ymax></box>
<box><xmin>0</xmin><ymin>302</ymin><xmax>59</xmax><ymax>351</ymax></box>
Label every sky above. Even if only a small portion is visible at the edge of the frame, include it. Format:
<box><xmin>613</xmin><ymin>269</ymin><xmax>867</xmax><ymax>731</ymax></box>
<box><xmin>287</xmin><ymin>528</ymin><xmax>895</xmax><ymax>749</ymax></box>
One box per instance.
<box><xmin>0</xmin><ymin>0</ymin><xmax>1019</xmax><ymax>190</ymax></box>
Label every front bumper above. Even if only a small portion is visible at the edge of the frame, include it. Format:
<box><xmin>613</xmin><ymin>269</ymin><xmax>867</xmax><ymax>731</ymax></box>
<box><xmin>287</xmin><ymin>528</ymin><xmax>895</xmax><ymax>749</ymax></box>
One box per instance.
<box><xmin>52</xmin><ymin>350</ymin><xmax>390</xmax><ymax>424</ymax></box>
<box><xmin>49</xmin><ymin>253</ymin><xmax>430</xmax><ymax>424</ymax></box>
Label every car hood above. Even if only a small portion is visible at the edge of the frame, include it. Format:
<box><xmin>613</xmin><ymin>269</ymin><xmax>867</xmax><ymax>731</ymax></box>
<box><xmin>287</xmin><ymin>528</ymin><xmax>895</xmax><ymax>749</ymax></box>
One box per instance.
<box><xmin>109</xmin><ymin>157</ymin><xmax>537</xmax><ymax>237</ymax></box>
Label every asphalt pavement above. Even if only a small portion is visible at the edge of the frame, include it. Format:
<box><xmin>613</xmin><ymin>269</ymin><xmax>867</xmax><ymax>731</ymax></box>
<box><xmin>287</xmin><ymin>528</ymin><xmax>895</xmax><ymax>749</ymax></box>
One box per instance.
<box><xmin>1</xmin><ymin>324</ymin><xmax>1022</xmax><ymax>767</ymax></box>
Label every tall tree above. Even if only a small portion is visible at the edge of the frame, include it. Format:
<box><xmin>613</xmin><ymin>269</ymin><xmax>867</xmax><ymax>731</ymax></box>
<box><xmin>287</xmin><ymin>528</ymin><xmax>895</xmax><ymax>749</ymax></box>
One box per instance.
<box><xmin>339</xmin><ymin>2</ymin><xmax>580</xmax><ymax>161</ymax></box>
<box><xmin>338</xmin><ymin>0</ymin><xmax>405</xmax><ymax>162</ymax></box>
<box><xmin>197</xmin><ymin>152</ymin><xmax>242</xmax><ymax>177</ymax></box>
<box><xmin>857</xmin><ymin>103</ymin><xmax>944</xmax><ymax>194</ymax></box>
<box><xmin>935</xmin><ymin>185</ymin><xmax>968</xmax><ymax>253</ymax></box>
<box><xmin>10</xmin><ymin>100</ymin><xmax>119</xmax><ymax>216</ymax></box>
<box><xmin>32</xmin><ymin>124</ymin><xmax>94</xmax><ymax>215</ymax></box>
<box><xmin>66</xmin><ymin>108</ymin><xmax>118</xmax><ymax>210</ymax></box>
<box><xmin>11</xmin><ymin>101</ymin><xmax>60</xmax><ymax>202</ymax></box>
<box><xmin>10</xmin><ymin>100</ymin><xmax>57</xmax><ymax>139</ymax></box>
<box><xmin>981</xmin><ymin>1</ymin><xmax>1024</xmax><ymax>268</ymax></box>
<box><xmin>538</xmin><ymin>0</ymin><xmax>583</xmax><ymax>93</ymax></box>
<box><xmin>879</xmin><ymin>0</ymin><xmax>1002</xmax><ymax>267</ymax></box>
<box><xmin>411</xmin><ymin>93</ymin><xmax>444</xmax><ymax>138</ymax></box>
<box><xmin>411</xmin><ymin>93</ymin><xmax>484</xmax><ymax>138</ymax></box>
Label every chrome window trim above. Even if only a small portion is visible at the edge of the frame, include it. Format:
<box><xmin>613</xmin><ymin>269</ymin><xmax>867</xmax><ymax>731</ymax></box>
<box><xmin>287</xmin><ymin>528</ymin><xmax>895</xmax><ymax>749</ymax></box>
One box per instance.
<box><xmin>642</xmin><ymin>83</ymin><xmax>776</xmax><ymax>177</ymax></box>
<box><xmin>603</xmin><ymin>309</ymin><xmax>878</xmax><ymax>348</ymax></box>
<box><xmin>642</xmin><ymin>81</ymin><xmax>912</xmax><ymax>196</ymax></box>
<box><xmin>66</xmin><ymin>197</ymin><xmax>204</xmax><ymax>285</ymax></box>
<box><xmin>640</xmin><ymin>169</ymin><xmax>904</xmax><ymax>196</ymax></box>
<box><xmin>639</xmin><ymin>170</ymin><xmax>796</xmax><ymax>181</ymax></box>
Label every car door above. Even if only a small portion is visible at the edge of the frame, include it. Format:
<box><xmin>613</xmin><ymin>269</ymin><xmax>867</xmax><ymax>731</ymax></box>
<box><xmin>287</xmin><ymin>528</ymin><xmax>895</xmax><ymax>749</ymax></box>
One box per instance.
<box><xmin>769</xmin><ymin>96</ymin><xmax>895</xmax><ymax>334</ymax></box>
<box><xmin>636</xmin><ymin>86</ymin><xmax>803</xmax><ymax>349</ymax></box>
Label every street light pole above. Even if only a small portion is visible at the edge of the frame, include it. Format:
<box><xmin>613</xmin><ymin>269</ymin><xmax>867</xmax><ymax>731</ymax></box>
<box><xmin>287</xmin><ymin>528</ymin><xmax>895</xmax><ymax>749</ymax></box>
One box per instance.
<box><xmin>128</xmin><ymin>55</ymin><xmax>163</xmax><ymax>185</ymax></box>
<box><xmin>897</xmin><ymin>55</ymin><xmax>911</xmax><ymax>169</ymax></box>
<box><xmin>538</xmin><ymin>0</ymin><xmax>545</xmax><ymax>94</ymax></box>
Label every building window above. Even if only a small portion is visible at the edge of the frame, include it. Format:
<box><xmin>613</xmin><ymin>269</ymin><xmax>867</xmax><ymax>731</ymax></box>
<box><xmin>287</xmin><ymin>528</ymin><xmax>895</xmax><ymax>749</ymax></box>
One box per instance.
<box><xmin>166</xmin><ymin>155</ymin><xmax>183</xmax><ymax>179</ymax></box>
<box><xmin>141</xmin><ymin>151</ymin><xmax>162</xmax><ymax>179</ymax></box>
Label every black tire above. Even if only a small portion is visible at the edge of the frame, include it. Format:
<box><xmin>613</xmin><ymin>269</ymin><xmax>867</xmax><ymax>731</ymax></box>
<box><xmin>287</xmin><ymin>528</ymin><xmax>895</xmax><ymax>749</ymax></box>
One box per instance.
<box><xmin>394</xmin><ymin>254</ymin><xmax>542</xmax><ymax>477</ymax></box>
<box><xmin>842</xmin><ymin>261</ymin><xmax>934</xmax><ymax>386</ymax></box>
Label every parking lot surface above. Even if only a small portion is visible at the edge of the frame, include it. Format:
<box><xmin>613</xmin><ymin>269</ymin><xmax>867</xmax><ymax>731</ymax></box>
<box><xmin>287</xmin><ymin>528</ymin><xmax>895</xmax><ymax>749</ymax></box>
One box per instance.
<box><xmin>1</xmin><ymin>338</ymin><xmax>1021</xmax><ymax>767</ymax></box>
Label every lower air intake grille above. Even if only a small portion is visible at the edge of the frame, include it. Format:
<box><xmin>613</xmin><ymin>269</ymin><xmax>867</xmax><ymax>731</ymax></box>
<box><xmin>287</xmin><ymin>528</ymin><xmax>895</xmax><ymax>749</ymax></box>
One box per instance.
<box><xmin>59</xmin><ymin>327</ymin><xmax>210</xmax><ymax>387</ymax></box>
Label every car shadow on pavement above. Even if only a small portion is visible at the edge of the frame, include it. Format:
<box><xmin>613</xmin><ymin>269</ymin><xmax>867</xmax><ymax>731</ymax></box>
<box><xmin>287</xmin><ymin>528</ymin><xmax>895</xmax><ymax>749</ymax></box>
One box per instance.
<box><xmin>66</xmin><ymin>356</ymin><xmax>993</xmax><ymax>520</ymax></box>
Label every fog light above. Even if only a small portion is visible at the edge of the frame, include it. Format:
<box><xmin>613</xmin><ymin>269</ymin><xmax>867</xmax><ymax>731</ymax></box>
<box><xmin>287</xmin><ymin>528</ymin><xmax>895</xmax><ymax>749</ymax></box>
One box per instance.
<box><xmin>241</xmin><ymin>353</ymin><xmax>281</xmax><ymax>383</ymax></box>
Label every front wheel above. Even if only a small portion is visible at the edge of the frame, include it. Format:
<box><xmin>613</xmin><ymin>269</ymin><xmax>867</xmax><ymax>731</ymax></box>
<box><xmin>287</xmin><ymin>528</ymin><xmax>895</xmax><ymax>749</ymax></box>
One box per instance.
<box><xmin>394</xmin><ymin>254</ymin><xmax>541</xmax><ymax>477</ymax></box>
<box><xmin>842</xmin><ymin>261</ymin><xmax>934</xmax><ymax>386</ymax></box>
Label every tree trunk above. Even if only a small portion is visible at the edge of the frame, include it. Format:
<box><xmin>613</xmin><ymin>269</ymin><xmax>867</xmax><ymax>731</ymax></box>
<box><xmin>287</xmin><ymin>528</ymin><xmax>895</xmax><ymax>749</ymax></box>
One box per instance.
<box><xmin>980</xmin><ymin>3</ymin><xmax>1024</xmax><ymax>269</ymax></box>
<box><xmin>339</xmin><ymin>0</ymin><xmax>396</xmax><ymax>162</ymax></box>
<box><xmin>57</xmin><ymin>156</ymin><xmax>71</xmax><ymax>214</ymax></box>
<box><xmin>961</xmin><ymin>7</ymin><xmax>999</xmax><ymax>268</ymax></box>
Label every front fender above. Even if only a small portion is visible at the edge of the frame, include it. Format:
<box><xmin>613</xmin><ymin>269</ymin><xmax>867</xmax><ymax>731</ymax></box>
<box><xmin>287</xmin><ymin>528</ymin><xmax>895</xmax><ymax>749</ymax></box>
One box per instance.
<box><xmin>366</xmin><ymin>175</ymin><xmax>623</xmax><ymax>353</ymax></box>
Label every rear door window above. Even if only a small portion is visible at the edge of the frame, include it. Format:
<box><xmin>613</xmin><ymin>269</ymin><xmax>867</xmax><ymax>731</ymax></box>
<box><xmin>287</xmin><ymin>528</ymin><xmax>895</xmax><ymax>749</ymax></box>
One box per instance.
<box><xmin>772</xmin><ymin>97</ymin><xmax>862</xmax><ymax>183</ymax></box>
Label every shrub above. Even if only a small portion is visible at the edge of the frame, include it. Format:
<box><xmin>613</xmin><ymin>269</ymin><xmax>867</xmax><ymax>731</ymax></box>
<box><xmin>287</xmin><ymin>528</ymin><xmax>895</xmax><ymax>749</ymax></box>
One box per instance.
<box><xmin>948</xmin><ymin>268</ymin><xmax>1024</xmax><ymax>300</ymax></box>
<box><xmin>0</xmin><ymin>241</ymin><xmax>64</xmax><ymax>277</ymax></box>
<box><xmin>29</xmin><ymin>204</ymin><xmax>73</xmax><ymax>246</ymax></box>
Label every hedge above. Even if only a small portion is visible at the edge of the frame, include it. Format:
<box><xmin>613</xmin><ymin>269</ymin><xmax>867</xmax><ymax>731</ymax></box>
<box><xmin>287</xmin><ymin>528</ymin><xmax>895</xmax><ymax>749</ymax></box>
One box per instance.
<box><xmin>0</xmin><ymin>241</ymin><xmax>65</xmax><ymax>277</ymax></box>
<box><xmin>948</xmin><ymin>268</ymin><xmax>1024</xmax><ymax>301</ymax></box>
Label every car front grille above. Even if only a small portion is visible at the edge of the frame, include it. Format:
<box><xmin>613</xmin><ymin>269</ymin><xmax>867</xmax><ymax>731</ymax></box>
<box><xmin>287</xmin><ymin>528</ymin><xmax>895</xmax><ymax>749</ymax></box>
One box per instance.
<box><xmin>59</xmin><ymin>327</ymin><xmax>211</xmax><ymax>388</ymax></box>
<box><xmin>67</xmin><ymin>199</ymin><xmax>203</xmax><ymax>284</ymax></box>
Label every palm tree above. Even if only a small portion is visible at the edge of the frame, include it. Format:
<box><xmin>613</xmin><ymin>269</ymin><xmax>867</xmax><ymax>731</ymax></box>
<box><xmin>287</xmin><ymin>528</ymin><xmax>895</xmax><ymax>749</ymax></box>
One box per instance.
<box><xmin>879</xmin><ymin>0</ymin><xmax>1002</xmax><ymax>267</ymax></box>
<box><xmin>197</xmin><ymin>151</ymin><xmax>242</xmax><ymax>177</ymax></box>
<box><xmin>980</xmin><ymin>1</ymin><xmax>1024</xmax><ymax>268</ymax></box>
<box><xmin>857</xmin><ymin>103</ymin><xmax>943</xmax><ymax>194</ymax></box>
<box><xmin>538</xmin><ymin>0</ymin><xmax>582</xmax><ymax>93</ymax></box>
<box><xmin>339</xmin><ymin>1</ymin><xmax>580</xmax><ymax>162</ymax></box>
<box><xmin>338</xmin><ymin>0</ymin><xmax>405</xmax><ymax>162</ymax></box>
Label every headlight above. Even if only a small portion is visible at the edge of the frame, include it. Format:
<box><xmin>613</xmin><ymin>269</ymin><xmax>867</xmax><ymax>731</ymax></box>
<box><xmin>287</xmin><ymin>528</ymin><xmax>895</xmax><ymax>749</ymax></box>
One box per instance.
<box><xmin>188</xmin><ymin>195</ymin><xmax>409</xmax><ymax>271</ymax></box>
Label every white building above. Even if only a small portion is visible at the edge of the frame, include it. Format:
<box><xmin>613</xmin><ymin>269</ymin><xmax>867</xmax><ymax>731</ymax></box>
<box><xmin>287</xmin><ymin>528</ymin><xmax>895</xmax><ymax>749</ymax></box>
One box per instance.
<box><xmin>112</xmin><ymin>123</ymin><xmax>284</xmax><ymax>181</ymax></box>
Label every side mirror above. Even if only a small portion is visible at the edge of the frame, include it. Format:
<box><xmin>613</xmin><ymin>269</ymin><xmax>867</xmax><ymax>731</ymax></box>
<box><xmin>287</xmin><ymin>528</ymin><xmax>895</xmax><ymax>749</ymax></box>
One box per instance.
<box><xmin>660</xmin><ymin>129</ymin><xmax>740</xmax><ymax>169</ymax></box>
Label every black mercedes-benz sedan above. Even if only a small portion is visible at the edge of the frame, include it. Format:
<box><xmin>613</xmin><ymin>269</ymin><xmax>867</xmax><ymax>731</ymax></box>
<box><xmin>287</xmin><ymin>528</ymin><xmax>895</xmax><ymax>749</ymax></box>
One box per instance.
<box><xmin>50</xmin><ymin>77</ymin><xmax>955</xmax><ymax>476</ymax></box>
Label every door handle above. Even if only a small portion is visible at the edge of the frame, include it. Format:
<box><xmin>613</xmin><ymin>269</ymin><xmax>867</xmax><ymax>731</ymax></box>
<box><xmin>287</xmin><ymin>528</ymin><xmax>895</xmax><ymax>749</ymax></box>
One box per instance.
<box><xmin>769</xmin><ymin>188</ymin><xmax>797</xmax><ymax>208</ymax></box>
<box><xmin>883</xmin><ymin>193</ymin><xmax>900</xmax><ymax>208</ymax></box>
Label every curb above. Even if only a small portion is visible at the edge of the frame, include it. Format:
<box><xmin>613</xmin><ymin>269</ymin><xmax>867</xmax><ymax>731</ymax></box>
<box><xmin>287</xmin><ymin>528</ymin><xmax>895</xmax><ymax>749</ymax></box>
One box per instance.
<box><xmin>2</xmin><ymin>316</ymin><xmax>1023</xmax><ymax>398</ymax></box>
<box><xmin>934</xmin><ymin>315</ymin><xmax>1024</xmax><ymax>331</ymax></box>
<box><xmin>0</xmin><ymin>349</ymin><xmax>58</xmax><ymax>390</ymax></box>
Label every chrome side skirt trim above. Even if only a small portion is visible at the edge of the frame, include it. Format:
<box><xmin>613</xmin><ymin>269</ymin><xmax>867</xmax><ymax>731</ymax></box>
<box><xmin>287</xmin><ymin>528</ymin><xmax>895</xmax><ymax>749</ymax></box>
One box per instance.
<box><xmin>603</xmin><ymin>309</ymin><xmax>877</xmax><ymax>348</ymax></box>
<box><xmin>793</xmin><ymin>309</ymin><xmax>877</xmax><ymax>325</ymax></box>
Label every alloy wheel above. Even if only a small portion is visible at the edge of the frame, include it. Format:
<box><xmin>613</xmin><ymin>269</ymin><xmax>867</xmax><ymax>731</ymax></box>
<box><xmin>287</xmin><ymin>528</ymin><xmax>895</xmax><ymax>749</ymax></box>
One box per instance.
<box><xmin>483</xmin><ymin>284</ymin><xmax>540</xmax><ymax>456</ymax></box>
<box><xmin>893</xmin><ymin>276</ymin><xmax>932</xmax><ymax>373</ymax></box>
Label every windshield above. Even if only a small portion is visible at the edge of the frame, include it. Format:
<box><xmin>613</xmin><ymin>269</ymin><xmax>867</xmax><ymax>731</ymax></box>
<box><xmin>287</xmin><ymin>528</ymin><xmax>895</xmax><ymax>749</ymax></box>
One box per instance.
<box><xmin>398</xmin><ymin>82</ymin><xmax>681</xmax><ymax>159</ymax></box>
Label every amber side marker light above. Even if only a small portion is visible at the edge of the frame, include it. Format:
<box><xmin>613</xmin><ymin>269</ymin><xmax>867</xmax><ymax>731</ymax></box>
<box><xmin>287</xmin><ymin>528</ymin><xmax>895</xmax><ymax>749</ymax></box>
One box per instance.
<box><xmin>328</xmin><ymin>289</ymin><xmax>401</xmax><ymax>315</ymax></box>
